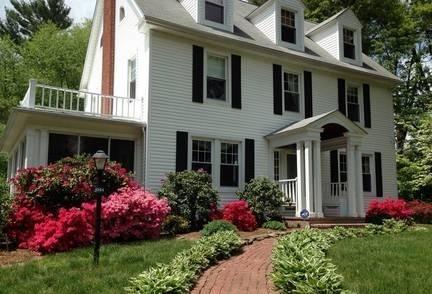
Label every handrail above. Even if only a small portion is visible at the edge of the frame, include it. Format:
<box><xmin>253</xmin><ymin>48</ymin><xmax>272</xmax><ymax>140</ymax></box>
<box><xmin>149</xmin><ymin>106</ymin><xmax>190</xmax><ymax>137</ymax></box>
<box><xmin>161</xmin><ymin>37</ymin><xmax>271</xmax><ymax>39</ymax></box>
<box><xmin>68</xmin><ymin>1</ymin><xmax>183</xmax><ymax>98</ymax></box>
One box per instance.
<box><xmin>279</xmin><ymin>178</ymin><xmax>297</xmax><ymax>205</ymax></box>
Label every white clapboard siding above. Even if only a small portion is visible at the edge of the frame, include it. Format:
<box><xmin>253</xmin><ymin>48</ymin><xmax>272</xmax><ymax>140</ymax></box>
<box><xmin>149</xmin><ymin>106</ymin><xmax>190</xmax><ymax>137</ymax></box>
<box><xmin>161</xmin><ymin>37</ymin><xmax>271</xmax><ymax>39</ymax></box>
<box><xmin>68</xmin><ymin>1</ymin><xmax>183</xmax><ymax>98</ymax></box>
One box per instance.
<box><xmin>250</xmin><ymin>1</ymin><xmax>277</xmax><ymax>44</ymax></box>
<box><xmin>310</xmin><ymin>24</ymin><xmax>339</xmax><ymax>60</ymax></box>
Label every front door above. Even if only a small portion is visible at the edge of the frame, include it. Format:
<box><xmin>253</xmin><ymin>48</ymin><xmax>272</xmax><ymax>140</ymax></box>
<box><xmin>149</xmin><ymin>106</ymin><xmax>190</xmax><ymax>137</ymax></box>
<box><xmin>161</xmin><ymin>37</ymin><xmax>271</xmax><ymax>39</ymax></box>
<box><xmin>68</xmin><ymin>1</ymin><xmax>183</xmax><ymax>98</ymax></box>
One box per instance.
<box><xmin>286</xmin><ymin>154</ymin><xmax>297</xmax><ymax>179</ymax></box>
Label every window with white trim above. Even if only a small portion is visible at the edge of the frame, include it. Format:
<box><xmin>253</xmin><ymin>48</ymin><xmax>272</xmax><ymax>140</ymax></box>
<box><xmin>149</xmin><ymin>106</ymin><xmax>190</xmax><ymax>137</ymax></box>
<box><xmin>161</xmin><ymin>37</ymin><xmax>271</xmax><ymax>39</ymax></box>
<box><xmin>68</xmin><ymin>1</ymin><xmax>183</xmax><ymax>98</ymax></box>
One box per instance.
<box><xmin>343</xmin><ymin>28</ymin><xmax>355</xmax><ymax>59</ymax></box>
<box><xmin>220</xmin><ymin>142</ymin><xmax>239</xmax><ymax>187</ymax></box>
<box><xmin>207</xmin><ymin>54</ymin><xmax>227</xmax><ymax>101</ymax></box>
<box><xmin>128</xmin><ymin>58</ymin><xmax>136</xmax><ymax>99</ymax></box>
<box><xmin>347</xmin><ymin>86</ymin><xmax>360</xmax><ymax>122</ymax></box>
<box><xmin>339</xmin><ymin>153</ymin><xmax>347</xmax><ymax>183</ymax></box>
<box><xmin>205</xmin><ymin>0</ymin><xmax>224</xmax><ymax>24</ymax></box>
<box><xmin>274</xmin><ymin>151</ymin><xmax>280</xmax><ymax>181</ymax></box>
<box><xmin>281</xmin><ymin>9</ymin><xmax>296</xmax><ymax>44</ymax></box>
<box><xmin>362</xmin><ymin>155</ymin><xmax>372</xmax><ymax>192</ymax></box>
<box><xmin>192</xmin><ymin>139</ymin><xmax>212</xmax><ymax>174</ymax></box>
<box><xmin>284</xmin><ymin>72</ymin><xmax>300</xmax><ymax>112</ymax></box>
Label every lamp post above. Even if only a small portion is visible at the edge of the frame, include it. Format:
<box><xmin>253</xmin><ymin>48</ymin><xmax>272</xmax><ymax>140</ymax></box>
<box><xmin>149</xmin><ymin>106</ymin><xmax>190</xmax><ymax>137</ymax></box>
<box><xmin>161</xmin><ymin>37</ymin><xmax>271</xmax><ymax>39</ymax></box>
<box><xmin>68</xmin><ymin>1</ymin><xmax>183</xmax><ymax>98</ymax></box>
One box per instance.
<box><xmin>92</xmin><ymin>150</ymin><xmax>109</xmax><ymax>266</ymax></box>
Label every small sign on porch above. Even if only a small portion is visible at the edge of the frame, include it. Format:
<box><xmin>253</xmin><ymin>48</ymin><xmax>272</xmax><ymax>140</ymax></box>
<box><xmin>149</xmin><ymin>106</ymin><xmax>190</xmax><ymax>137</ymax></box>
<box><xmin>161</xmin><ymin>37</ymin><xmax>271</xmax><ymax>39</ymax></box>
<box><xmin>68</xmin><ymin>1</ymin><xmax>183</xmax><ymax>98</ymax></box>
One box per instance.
<box><xmin>300</xmin><ymin>209</ymin><xmax>310</xmax><ymax>220</ymax></box>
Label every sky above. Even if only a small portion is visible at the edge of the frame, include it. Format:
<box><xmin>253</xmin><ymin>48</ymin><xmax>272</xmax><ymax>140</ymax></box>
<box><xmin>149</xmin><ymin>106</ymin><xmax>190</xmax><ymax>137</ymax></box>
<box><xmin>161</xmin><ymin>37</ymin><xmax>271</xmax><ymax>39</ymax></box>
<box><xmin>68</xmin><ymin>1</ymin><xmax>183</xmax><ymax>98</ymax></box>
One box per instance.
<box><xmin>0</xmin><ymin>0</ymin><xmax>97</xmax><ymax>23</ymax></box>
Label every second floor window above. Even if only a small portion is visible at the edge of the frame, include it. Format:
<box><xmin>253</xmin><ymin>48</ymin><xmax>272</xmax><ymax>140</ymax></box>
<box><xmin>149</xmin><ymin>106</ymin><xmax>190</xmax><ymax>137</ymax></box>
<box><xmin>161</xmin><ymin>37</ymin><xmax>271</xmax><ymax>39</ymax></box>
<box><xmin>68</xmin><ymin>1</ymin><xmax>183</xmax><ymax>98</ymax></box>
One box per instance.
<box><xmin>207</xmin><ymin>54</ymin><xmax>226</xmax><ymax>101</ymax></box>
<box><xmin>362</xmin><ymin>155</ymin><xmax>372</xmax><ymax>192</ymax></box>
<box><xmin>284</xmin><ymin>72</ymin><xmax>300</xmax><ymax>112</ymax></box>
<box><xmin>128</xmin><ymin>58</ymin><xmax>136</xmax><ymax>99</ymax></box>
<box><xmin>205</xmin><ymin>0</ymin><xmax>224</xmax><ymax>24</ymax></box>
<box><xmin>192</xmin><ymin>140</ymin><xmax>212</xmax><ymax>174</ymax></box>
<box><xmin>347</xmin><ymin>86</ymin><xmax>360</xmax><ymax>122</ymax></box>
<box><xmin>281</xmin><ymin>9</ymin><xmax>296</xmax><ymax>44</ymax></box>
<box><xmin>343</xmin><ymin>28</ymin><xmax>355</xmax><ymax>59</ymax></box>
<box><xmin>220</xmin><ymin>142</ymin><xmax>239</xmax><ymax>187</ymax></box>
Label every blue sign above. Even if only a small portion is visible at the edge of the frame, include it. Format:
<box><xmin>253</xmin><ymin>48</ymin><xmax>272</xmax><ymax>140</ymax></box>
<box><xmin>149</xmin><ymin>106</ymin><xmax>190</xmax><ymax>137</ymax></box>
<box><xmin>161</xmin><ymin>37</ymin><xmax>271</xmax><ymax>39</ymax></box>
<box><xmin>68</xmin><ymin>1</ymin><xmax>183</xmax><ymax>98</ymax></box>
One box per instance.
<box><xmin>300</xmin><ymin>209</ymin><xmax>310</xmax><ymax>220</ymax></box>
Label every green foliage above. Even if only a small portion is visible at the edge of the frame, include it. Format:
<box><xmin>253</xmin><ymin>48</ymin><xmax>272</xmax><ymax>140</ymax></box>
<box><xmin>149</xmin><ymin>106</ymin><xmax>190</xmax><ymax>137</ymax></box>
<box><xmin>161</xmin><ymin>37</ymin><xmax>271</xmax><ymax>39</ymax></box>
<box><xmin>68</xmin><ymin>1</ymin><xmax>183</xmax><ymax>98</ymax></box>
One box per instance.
<box><xmin>0</xmin><ymin>0</ymin><xmax>72</xmax><ymax>43</ymax></box>
<box><xmin>127</xmin><ymin>231</ymin><xmax>242</xmax><ymax>294</ymax></box>
<box><xmin>200</xmin><ymin>220</ymin><xmax>237</xmax><ymax>236</ymax></box>
<box><xmin>237</xmin><ymin>177</ymin><xmax>283</xmax><ymax>224</ymax></box>
<box><xmin>262</xmin><ymin>220</ymin><xmax>286</xmax><ymax>231</ymax></box>
<box><xmin>162</xmin><ymin>215</ymin><xmax>190</xmax><ymax>235</ymax></box>
<box><xmin>159</xmin><ymin>170</ymin><xmax>219</xmax><ymax>230</ymax></box>
<box><xmin>0</xmin><ymin>184</ymin><xmax>12</xmax><ymax>238</ymax></box>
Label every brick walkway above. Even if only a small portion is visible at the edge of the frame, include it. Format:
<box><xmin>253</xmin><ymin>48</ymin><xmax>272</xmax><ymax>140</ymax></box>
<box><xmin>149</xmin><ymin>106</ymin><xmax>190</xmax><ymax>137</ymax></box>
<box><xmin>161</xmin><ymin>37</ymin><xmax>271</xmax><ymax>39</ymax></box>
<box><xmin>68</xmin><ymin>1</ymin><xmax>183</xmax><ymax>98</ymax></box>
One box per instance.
<box><xmin>192</xmin><ymin>238</ymin><xmax>276</xmax><ymax>294</ymax></box>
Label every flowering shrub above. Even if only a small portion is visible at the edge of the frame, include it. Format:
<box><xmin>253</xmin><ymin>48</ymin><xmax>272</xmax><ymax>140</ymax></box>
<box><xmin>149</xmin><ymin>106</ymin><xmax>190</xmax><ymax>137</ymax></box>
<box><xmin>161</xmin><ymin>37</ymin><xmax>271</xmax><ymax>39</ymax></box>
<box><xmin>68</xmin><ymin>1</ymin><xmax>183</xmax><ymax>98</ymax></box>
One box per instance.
<box><xmin>222</xmin><ymin>200</ymin><xmax>257</xmax><ymax>231</ymax></box>
<box><xmin>406</xmin><ymin>200</ymin><xmax>432</xmax><ymax>224</ymax></box>
<box><xmin>11</xmin><ymin>155</ymin><xmax>134</xmax><ymax>209</ymax></box>
<box><xmin>365</xmin><ymin>198</ymin><xmax>413</xmax><ymax>224</ymax></box>
<box><xmin>7</xmin><ymin>187</ymin><xmax>170</xmax><ymax>253</ymax></box>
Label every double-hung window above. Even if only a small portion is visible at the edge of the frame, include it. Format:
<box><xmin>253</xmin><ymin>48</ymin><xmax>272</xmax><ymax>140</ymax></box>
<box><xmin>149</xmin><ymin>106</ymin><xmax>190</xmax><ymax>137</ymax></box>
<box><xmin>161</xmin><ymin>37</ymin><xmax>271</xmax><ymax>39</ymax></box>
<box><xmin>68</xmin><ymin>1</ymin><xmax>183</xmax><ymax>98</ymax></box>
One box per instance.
<box><xmin>128</xmin><ymin>58</ymin><xmax>136</xmax><ymax>99</ymax></box>
<box><xmin>205</xmin><ymin>0</ymin><xmax>224</xmax><ymax>24</ymax></box>
<box><xmin>274</xmin><ymin>151</ymin><xmax>280</xmax><ymax>181</ymax></box>
<box><xmin>343</xmin><ymin>28</ymin><xmax>355</xmax><ymax>59</ymax></box>
<box><xmin>192</xmin><ymin>139</ymin><xmax>212</xmax><ymax>174</ymax></box>
<box><xmin>339</xmin><ymin>153</ymin><xmax>347</xmax><ymax>183</ymax></box>
<box><xmin>207</xmin><ymin>54</ymin><xmax>227</xmax><ymax>101</ymax></box>
<box><xmin>281</xmin><ymin>9</ymin><xmax>296</xmax><ymax>44</ymax></box>
<box><xmin>347</xmin><ymin>86</ymin><xmax>360</xmax><ymax>122</ymax></box>
<box><xmin>284</xmin><ymin>72</ymin><xmax>300</xmax><ymax>112</ymax></box>
<box><xmin>362</xmin><ymin>156</ymin><xmax>372</xmax><ymax>192</ymax></box>
<box><xmin>220</xmin><ymin>142</ymin><xmax>239</xmax><ymax>187</ymax></box>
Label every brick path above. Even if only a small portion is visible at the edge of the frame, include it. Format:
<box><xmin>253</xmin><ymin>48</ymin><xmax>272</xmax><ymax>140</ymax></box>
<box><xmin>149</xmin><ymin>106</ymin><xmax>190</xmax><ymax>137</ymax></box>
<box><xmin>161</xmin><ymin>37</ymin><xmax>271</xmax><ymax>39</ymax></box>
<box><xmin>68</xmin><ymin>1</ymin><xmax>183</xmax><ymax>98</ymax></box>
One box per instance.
<box><xmin>192</xmin><ymin>238</ymin><xmax>276</xmax><ymax>294</ymax></box>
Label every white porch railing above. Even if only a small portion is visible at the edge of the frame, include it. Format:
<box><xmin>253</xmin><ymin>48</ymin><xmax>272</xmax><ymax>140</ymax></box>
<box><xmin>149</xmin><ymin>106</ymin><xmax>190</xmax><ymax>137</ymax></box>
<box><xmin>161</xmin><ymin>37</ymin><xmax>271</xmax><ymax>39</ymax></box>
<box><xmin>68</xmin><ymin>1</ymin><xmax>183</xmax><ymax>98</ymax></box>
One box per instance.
<box><xmin>324</xmin><ymin>182</ymin><xmax>348</xmax><ymax>199</ymax></box>
<box><xmin>279</xmin><ymin>178</ymin><xmax>297</xmax><ymax>205</ymax></box>
<box><xmin>20</xmin><ymin>79</ymin><xmax>144</xmax><ymax>122</ymax></box>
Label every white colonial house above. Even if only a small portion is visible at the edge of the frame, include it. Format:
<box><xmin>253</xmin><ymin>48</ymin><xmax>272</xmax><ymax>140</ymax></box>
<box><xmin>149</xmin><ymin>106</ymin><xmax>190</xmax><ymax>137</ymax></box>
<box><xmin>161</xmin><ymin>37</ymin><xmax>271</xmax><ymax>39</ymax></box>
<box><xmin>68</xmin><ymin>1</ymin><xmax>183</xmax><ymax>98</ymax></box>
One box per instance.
<box><xmin>0</xmin><ymin>0</ymin><xmax>400</xmax><ymax>218</ymax></box>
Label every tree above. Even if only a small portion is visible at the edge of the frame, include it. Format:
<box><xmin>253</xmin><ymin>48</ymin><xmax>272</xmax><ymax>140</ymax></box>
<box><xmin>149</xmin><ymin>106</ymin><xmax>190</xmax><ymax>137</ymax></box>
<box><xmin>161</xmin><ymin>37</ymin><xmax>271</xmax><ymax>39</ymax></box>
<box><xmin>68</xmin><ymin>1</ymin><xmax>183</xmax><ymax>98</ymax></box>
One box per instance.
<box><xmin>0</xmin><ymin>0</ymin><xmax>72</xmax><ymax>43</ymax></box>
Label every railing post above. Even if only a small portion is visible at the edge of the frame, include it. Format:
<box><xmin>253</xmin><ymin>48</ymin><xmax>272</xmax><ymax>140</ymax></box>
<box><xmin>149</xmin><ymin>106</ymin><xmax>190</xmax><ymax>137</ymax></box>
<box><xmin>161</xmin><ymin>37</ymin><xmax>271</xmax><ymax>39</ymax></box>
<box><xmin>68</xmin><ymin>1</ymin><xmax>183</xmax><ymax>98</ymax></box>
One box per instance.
<box><xmin>28</xmin><ymin>79</ymin><xmax>37</xmax><ymax>107</ymax></box>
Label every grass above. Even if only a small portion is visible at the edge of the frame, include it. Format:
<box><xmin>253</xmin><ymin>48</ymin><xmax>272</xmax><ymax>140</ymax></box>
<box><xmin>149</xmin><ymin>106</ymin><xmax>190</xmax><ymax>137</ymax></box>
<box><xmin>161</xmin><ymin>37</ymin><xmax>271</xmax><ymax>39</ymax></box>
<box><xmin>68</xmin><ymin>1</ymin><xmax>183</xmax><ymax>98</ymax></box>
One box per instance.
<box><xmin>0</xmin><ymin>238</ymin><xmax>193</xmax><ymax>294</ymax></box>
<box><xmin>328</xmin><ymin>227</ymin><xmax>432</xmax><ymax>294</ymax></box>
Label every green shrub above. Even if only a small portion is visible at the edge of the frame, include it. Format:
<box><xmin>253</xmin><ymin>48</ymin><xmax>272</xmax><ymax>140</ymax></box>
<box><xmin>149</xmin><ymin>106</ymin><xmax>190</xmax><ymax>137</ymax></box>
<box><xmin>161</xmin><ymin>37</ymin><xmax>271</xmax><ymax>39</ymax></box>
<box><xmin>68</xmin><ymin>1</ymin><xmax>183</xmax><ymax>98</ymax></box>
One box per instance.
<box><xmin>262</xmin><ymin>220</ymin><xmax>286</xmax><ymax>231</ymax></box>
<box><xmin>0</xmin><ymin>182</ymin><xmax>11</xmax><ymax>238</ymax></box>
<box><xmin>159</xmin><ymin>170</ymin><xmax>219</xmax><ymax>229</ymax></box>
<box><xmin>237</xmin><ymin>177</ymin><xmax>283</xmax><ymax>224</ymax></box>
<box><xmin>201</xmin><ymin>220</ymin><xmax>237</xmax><ymax>236</ymax></box>
<box><xmin>126</xmin><ymin>231</ymin><xmax>242</xmax><ymax>293</ymax></box>
<box><xmin>162</xmin><ymin>215</ymin><xmax>190</xmax><ymax>235</ymax></box>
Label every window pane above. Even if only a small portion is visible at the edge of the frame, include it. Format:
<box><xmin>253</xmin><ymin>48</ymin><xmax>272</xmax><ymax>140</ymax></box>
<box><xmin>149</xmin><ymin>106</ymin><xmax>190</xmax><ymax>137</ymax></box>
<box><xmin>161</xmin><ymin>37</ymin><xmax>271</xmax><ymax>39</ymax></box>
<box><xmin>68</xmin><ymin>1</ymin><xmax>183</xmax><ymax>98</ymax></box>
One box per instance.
<box><xmin>363</xmin><ymin>174</ymin><xmax>372</xmax><ymax>192</ymax></box>
<box><xmin>344</xmin><ymin>43</ymin><xmax>355</xmax><ymax>59</ymax></box>
<box><xmin>343</xmin><ymin>28</ymin><xmax>355</xmax><ymax>59</ymax></box>
<box><xmin>48</xmin><ymin>133</ymin><xmax>78</xmax><ymax>164</ymax></box>
<box><xmin>207</xmin><ymin>55</ymin><xmax>226</xmax><ymax>100</ymax></box>
<box><xmin>285</xmin><ymin>92</ymin><xmax>300</xmax><ymax>112</ymax></box>
<box><xmin>20</xmin><ymin>138</ymin><xmax>26</xmax><ymax>169</ymax></box>
<box><xmin>220</xmin><ymin>165</ymin><xmax>238</xmax><ymax>187</ymax></box>
<box><xmin>347</xmin><ymin>87</ymin><xmax>360</xmax><ymax>121</ymax></box>
<box><xmin>284</xmin><ymin>73</ymin><xmax>300</xmax><ymax>112</ymax></box>
<box><xmin>205</xmin><ymin>1</ymin><xmax>224</xmax><ymax>24</ymax></box>
<box><xmin>192</xmin><ymin>140</ymin><xmax>212</xmax><ymax>174</ymax></box>
<box><xmin>79</xmin><ymin>136</ymin><xmax>109</xmax><ymax>157</ymax></box>
<box><xmin>347</xmin><ymin>104</ymin><xmax>360</xmax><ymax>121</ymax></box>
<box><xmin>274</xmin><ymin>151</ymin><xmax>280</xmax><ymax>181</ymax></box>
<box><xmin>207</xmin><ymin>77</ymin><xmax>226</xmax><ymax>100</ymax></box>
<box><xmin>281</xmin><ymin>9</ymin><xmax>295</xmax><ymax>27</ymax></box>
<box><xmin>220</xmin><ymin>142</ymin><xmax>239</xmax><ymax>187</ymax></box>
<box><xmin>128</xmin><ymin>59</ymin><xmax>136</xmax><ymax>98</ymax></box>
<box><xmin>207</xmin><ymin>55</ymin><xmax>225</xmax><ymax>79</ymax></box>
<box><xmin>110</xmin><ymin>139</ymin><xmax>135</xmax><ymax>172</ymax></box>
<box><xmin>281</xmin><ymin>26</ymin><xmax>296</xmax><ymax>43</ymax></box>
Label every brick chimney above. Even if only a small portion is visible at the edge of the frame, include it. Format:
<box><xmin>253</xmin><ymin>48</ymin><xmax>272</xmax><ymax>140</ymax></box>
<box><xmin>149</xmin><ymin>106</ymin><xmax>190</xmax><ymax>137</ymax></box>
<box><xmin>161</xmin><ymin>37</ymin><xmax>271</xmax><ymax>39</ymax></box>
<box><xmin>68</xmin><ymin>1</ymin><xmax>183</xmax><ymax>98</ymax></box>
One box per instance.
<box><xmin>101</xmin><ymin>0</ymin><xmax>116</xmax><ymax>114</ymax></box>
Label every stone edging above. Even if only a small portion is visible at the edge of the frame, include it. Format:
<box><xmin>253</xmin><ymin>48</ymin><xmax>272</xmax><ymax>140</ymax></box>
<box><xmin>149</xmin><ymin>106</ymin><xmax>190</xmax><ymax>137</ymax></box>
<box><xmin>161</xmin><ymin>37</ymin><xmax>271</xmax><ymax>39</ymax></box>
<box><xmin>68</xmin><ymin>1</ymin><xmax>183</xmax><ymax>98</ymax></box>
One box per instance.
<box><xmin>241</xmin><ymin>230</ymin><xmax>292</xmax><ymax>246</ymax></box>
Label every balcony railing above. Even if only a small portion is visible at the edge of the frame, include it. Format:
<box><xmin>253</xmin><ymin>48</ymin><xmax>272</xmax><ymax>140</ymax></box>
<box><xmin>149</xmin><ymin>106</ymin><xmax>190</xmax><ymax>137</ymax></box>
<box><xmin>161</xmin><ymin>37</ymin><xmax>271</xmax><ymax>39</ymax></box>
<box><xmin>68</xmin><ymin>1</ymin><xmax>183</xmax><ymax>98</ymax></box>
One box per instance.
<box><xmin>279</xmin><ymin>178</ymin><xmax>297</xmax><ymax>206</ymax></box>
<box><xmin>20</xmin><ymin>79</ymin><xmax>144</xmax><ymax>122</ymax></box>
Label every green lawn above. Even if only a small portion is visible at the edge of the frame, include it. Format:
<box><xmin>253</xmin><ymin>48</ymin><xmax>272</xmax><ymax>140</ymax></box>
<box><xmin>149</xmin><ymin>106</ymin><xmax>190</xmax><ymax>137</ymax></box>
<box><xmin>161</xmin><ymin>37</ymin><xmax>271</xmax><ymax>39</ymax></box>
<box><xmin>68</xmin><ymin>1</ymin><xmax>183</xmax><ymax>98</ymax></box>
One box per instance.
<box><xmin>328</xmin><ymin>227</ymin><xmax>432</xmax><ymax>294</ymax></box>
<box><xmin>0</xmin><ymin>238</ymin><xmax>193</xmax><ymax>294</ymax></box>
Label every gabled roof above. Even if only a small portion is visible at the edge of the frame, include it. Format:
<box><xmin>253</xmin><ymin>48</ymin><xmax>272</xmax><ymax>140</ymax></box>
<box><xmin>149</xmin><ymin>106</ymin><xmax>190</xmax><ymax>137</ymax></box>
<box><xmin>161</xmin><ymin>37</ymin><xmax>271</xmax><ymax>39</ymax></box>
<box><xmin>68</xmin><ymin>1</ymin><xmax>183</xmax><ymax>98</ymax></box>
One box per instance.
<box><xmin>306</xmin><ymin>8</ymin><xmax>362</xmax><ymax>36</ymax></box>
<box><xmin>246</xmin><ymin>0</ymin><xmax>306</xmax><ymax>20</ymax></box>
<box><xmin>266</xmin><ymin>110</ymin><xmax>368</xmax><ymax>138</ymax></box>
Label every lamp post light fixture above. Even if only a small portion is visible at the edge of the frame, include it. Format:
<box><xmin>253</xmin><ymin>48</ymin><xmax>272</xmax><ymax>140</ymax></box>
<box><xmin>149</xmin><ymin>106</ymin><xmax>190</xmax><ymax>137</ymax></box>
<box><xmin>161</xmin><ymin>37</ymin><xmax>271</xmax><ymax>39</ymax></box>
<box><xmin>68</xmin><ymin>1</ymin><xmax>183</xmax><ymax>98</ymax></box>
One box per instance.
<box><xmin>92</xmin><ymin>150</ymin><xmax>109</xmax><ymax>266</ymax></box>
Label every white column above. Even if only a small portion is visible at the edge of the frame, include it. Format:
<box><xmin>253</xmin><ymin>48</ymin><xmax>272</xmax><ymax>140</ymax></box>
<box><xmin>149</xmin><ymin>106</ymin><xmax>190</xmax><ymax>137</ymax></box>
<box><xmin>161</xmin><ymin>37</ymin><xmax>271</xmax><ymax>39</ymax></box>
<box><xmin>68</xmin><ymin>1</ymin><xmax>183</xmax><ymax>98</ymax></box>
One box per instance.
<box><xmin>304</xmin><ymin>140</ymin><xmax>314</xmax><ymax>215</ymax></box>
<box><xmin>313</xmin><ymin>140</ymin><xmax>324</xmax><ymax>218</ymax></box>
<box><xmin>296</xmin><ymin>141</ymin><xmax>305</xmax><ymax>217</ymax></box>
<box><xmin>355</xmin><ymin>145</ymin><xmax>365</xmax><ymax>217</ymax></box>
<box><xmin>346</xmin><ymin>140</ymin><xmax>358</xmax><ymax>217</ymax></box>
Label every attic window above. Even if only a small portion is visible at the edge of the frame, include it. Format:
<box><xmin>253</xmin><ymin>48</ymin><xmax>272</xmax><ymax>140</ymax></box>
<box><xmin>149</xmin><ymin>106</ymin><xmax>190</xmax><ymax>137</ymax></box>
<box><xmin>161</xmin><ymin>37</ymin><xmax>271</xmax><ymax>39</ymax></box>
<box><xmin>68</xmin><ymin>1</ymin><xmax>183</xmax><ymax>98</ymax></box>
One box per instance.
<box><xmin>119</xmin><ymin>7</ymin><xmax>125</xmax><ymax>21</ymax></box>
<box><xmin>281</xmin><ymin>9</ymin><xmax>296</xmax><ymax>44</ymax></box>
<box><xmin>205</xmin><ymin>0</ymin><xmax>224</xmax><ymax>24</ymax></box>
<box><xmin>343</xmin><ymin>28</ymin><xmax>355</xmax><ymax>59</ymax></box>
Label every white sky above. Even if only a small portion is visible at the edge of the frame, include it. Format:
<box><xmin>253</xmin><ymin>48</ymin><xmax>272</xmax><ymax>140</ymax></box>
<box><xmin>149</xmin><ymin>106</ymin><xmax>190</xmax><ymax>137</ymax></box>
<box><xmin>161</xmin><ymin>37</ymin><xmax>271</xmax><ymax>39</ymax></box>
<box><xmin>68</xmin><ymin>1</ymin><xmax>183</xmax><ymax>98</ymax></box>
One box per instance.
<box><xmin>0</xmin><ymin>0</ymin><xmax>96</xmax><ymax>23</ymax></box>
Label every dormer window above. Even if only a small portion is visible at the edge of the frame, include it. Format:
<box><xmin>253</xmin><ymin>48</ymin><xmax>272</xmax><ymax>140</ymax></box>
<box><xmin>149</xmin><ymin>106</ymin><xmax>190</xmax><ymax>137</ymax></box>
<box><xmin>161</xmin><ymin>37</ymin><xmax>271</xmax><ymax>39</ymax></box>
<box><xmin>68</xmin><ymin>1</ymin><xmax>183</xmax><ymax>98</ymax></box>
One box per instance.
<box><xmin>205</xmin><ymin>0</ymin><xmax>224</xmax><ymax>24</ymax></box>
<box><xmin>343</xmin><ymin>28</ymin><xmax>355</xmax><ymax>59</ymax></box>
<box><xmin>281</xmin><ymin>9</ymin><xmax>296</xmax><ymax>44</ymax></box>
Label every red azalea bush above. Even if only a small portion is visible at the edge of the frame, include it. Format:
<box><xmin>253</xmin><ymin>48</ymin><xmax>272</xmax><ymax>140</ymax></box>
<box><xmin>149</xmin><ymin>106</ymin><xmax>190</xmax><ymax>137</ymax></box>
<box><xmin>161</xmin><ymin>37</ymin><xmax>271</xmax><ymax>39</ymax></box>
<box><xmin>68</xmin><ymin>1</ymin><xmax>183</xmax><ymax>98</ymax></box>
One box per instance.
<box><xmin>365</xmin><ymin>198</ymin><xmax>413</xmax><ymax>224</ymax></box>
<box><xmin>222</xmin><ymin>200</ymin><xmax>257</xmax><ymax>231</ymax></box>
<box><xmin>406</xmin><ymin>200</ymin><xmax>432</xmax><ymax>224</ymax></box>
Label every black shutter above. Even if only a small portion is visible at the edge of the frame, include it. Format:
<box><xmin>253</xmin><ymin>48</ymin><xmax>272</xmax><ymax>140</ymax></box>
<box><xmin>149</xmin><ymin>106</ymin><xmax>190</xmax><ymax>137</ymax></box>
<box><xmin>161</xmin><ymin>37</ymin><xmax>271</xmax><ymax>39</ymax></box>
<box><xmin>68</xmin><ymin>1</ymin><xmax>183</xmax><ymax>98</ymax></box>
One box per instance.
<box><xmin>330</xmin><ymin>150</ymin><xmax>339</xmax><ymax>183</ymax></box>
<box><xmin>304</xmin><ymin>71</ymin><xmax>313</xmax><ymax>118</ymax></box>
<box><xmin>231</xmin><ymin>54</ymin><xmax>242</xmax><ymax>109</ymax></box>
<box><xmin>176</xmin><ymin>131</ymin><xmax>188</xmax><ymax>172</ymax></box>
<box><xmin>192</xmin><ymin>45</ymin><xmax>204</xmax><ymax>103</ymax></box>
<box><xmin>338</xmin><ymin>78</ymin><xmax>346</xmax><ymax>115</ymax></box>
<box><xmin>273</xmin><ymin>64</ymin><xmax>282</xmax><ymax>115</ymax></box>
<box><xmin>363</xmin><ymin>84</ymin><xmax>371</xmax><ymax>128</ymax></box>
<box><xmin>375</xmin><ymin>152</ymin><xmax>383</xmax><ymax>197</ymax></box>
<box><xmin>245</xmin><ymin>139</ymin><xmax>255</xmax><ymax>183</ymax></box>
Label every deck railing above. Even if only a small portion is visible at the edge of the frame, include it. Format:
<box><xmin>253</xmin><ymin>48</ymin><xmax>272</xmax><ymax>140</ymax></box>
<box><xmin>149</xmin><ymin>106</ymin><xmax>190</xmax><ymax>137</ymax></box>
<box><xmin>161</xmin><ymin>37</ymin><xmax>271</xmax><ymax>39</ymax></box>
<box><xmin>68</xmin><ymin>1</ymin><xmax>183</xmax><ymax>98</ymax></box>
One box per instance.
<box><xmin>324</xmin><ymin>182</ymin><xmax>348</xmax><ymax>199</ymax></box>
<box><xmin>279</xmin><ymin>178</ymin><xmax>297</xmax><ymax>206</ymax></box>
<box><xmin>20</xmin><ymin>79</ymin><xmax>144</xmax><ymax>122</ymax></box>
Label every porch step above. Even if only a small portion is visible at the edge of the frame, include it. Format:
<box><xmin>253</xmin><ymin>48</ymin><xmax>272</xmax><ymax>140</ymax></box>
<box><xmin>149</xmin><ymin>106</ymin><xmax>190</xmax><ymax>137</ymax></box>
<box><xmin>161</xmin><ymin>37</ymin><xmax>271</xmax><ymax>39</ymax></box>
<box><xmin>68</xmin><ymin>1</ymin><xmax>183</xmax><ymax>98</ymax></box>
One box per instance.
<box><xmin>282</xmin><ymin>217</ymin><xmax>367</xmax><ymax>228</ymax></box>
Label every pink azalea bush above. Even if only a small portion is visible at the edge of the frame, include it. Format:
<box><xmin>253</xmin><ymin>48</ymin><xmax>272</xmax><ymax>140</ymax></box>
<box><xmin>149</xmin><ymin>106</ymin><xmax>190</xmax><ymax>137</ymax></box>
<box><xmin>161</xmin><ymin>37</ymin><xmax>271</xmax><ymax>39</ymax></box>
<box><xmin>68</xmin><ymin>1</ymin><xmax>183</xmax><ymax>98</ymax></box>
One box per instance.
<box><xmin>365</xmin><ymin>198</ymin><xmax>413</xmax><ymax>224</ymax></box>
<box><xmin>222</xmin><ymin>200</ymin><xmax>257</xmax><ymax>231</ymax></box>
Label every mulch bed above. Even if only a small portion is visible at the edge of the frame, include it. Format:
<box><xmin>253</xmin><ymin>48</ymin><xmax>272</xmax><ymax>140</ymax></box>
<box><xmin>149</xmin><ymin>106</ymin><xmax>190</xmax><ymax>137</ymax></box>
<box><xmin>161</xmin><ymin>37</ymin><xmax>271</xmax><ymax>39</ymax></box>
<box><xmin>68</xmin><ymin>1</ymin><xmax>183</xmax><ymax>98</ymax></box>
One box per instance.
<box><xmin>0</xmin><ymin>249</ymin><xmax>41</xmax><ymax>267</ymax></box>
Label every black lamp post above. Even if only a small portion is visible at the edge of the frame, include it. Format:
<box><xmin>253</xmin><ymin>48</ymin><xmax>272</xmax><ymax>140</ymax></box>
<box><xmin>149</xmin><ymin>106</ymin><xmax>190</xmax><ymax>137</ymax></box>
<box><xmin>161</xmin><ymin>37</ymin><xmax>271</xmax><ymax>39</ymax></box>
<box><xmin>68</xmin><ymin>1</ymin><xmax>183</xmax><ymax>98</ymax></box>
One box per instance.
<box><xmin>92</xmin><ymin>150</ymin><xmax>109</xmax><ymax>266</ymax></box>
